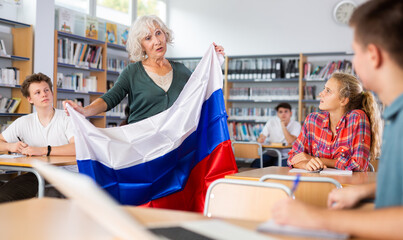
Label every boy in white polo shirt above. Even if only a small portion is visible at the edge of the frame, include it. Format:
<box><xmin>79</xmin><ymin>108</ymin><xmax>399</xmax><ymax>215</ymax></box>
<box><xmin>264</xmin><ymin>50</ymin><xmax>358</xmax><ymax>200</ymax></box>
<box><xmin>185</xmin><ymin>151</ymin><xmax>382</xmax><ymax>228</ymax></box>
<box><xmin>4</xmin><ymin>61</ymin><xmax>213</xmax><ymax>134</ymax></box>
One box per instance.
<box><xmin>251</xmin><ymin>102</ymin><xmax>301</xmax><ymax>167</ymax></box>
<box><xmin>0</xmin><ymin>73</ymin><xmax>75</xmax><ymax>202</ymax></box>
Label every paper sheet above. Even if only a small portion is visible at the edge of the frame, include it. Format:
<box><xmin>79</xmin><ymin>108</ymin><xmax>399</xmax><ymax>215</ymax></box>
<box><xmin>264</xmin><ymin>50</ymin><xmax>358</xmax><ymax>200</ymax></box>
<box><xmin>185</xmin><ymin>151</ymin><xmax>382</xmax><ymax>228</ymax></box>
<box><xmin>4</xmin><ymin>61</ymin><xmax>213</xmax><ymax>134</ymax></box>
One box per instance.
<box><xmin>258</xmin><ymin>219</ymin><xmax>349</xmax><ymax>239</ymax></box>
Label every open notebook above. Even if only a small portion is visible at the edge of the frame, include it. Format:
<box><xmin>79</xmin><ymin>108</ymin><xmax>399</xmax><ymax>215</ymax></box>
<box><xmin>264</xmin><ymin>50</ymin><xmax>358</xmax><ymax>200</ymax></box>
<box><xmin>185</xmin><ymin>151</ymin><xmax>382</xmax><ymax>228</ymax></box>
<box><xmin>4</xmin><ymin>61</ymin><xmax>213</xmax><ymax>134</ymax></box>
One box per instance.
<box><xmin>32</xmin><ymin>161</ymin><xmax>272</xmax><ymax>240</ymax></box>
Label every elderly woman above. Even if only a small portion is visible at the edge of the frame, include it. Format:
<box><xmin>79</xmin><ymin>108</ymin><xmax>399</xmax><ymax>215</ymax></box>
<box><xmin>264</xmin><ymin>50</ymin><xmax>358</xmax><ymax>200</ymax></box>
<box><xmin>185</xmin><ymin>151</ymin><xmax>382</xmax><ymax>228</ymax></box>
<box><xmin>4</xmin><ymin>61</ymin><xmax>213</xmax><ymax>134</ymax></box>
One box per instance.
<box><xmin>64</xmin><ymin>15</ymin><xmax>224</xmax><ymax>123</ymax></box>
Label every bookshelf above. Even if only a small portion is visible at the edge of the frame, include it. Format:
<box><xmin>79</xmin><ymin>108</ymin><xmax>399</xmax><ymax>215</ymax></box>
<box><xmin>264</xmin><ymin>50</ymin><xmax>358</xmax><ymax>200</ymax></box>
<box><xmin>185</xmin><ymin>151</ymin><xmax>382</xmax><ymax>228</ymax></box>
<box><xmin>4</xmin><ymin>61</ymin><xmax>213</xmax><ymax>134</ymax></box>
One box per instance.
<box><xmin>224</xmin><ymin>54</ymin><xmax>300</xmax><ymax>141</ymax></box>
<box><xmin>224</xmin><ymin>52</ymin><xmax>355</xmax><ymax>141</ymax></box>
<box><xmin>105</xmin><ymin>43</ymin><xmax>129</xmax><ymax>127</ymax></box>
<box><xmin>53</xmin><ymin>30</ymin><xmax>107</xmax><ymax>127</ymax></box>
<box><xmin>0</xmin><ymin>18</ymin><xmax>33</xmax><ymax>132</ymax></box>
<box><xmin>300</xmin><ymin>52</ymin><xmax>354</xmax><ymax>121</ymax></box>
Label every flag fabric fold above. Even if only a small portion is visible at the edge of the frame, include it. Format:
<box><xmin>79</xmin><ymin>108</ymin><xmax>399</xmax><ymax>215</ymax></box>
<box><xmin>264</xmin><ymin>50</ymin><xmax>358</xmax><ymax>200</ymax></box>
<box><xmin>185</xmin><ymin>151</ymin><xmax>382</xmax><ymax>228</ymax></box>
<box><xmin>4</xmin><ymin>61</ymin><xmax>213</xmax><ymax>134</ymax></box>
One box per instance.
<box><xmin>67</xmin><ymin>44</ymin><xmax>238</xmax><ymax>212</ymax></box>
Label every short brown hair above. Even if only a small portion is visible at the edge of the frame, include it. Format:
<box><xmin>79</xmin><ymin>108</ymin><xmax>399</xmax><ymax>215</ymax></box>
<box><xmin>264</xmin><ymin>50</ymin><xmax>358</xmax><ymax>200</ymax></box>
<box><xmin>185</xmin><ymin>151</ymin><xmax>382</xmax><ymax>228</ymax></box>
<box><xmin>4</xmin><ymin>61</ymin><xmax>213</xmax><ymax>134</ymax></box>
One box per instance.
<box><xmin>275</xmin><ymin>102</ymin><xmax>292</xmax><ymax>112</ymax></box>
<box><xmin>350</xmin><ymin>0</ymin><xmax>403</xmax><ymax>68</ymax></box>
<box><xmin>21</xmin><ymin>73</ymin><xmax>53</xmax><ymax>98</ymax></box>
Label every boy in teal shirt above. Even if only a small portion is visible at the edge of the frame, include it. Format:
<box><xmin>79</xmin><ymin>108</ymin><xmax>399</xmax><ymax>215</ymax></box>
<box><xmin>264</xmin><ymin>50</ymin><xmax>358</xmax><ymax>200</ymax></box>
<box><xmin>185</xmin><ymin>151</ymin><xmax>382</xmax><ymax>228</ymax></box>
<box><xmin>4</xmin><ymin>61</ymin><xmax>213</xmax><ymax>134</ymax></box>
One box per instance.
<box><xmin>271</xmin><ymin>0</ymin><xmax>403</xmax><ymax>238</ymax></box>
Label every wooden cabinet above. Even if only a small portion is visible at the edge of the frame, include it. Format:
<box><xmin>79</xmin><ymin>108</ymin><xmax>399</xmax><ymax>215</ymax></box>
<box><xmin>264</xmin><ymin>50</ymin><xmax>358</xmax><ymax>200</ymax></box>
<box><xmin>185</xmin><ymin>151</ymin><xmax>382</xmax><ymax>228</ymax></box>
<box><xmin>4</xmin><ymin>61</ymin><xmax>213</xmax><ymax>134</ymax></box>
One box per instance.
<box><xmin>0</xmin><ymin>18</ymin><xmax>33</xmax><ymax>131</ymax></box>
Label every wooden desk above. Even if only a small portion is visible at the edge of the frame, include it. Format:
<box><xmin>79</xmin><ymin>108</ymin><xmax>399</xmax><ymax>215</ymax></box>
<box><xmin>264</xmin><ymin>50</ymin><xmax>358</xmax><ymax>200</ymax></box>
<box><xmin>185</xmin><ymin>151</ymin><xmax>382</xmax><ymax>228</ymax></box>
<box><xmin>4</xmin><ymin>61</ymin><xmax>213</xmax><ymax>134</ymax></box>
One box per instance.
<box><xmin>226</xmin><ymin>166</ymin><xmax>377</xmax><ymax>187</ymax></box>
<box><xmin>0</xmin><ymin>198</ymin><xmax>372</xmax><ymax>240</ymax></box>
<box><xmin>0</xmin><ymin>155</ymin><xmax>76</xmax><ymax>197</ymax></box>
<box><xmin>261</xmin><ymin>144</ymin><xmax>292</xmax><ymax>149</ymax></box>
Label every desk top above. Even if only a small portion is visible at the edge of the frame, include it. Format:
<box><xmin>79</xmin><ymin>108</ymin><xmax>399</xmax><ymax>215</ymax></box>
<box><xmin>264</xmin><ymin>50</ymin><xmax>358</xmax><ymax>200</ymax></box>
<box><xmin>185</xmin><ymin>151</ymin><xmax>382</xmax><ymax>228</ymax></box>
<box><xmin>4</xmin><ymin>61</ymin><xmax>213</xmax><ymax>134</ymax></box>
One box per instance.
<box><xmin>226</xmin><ymin>167</ymin><xmax>377</xmax><ymax>187</ymax></box>
<box><xmin>262</xmin><ymin>144</ymin><xmax>292</xmax><ymax>149</ymax></box>
<box><xmin>0</xmin><ymin>155</ymin><xmax>76</xmax><ymax>167</ymax></box>
<box><xmin>0</xmin><ymin>198</ymin><xmax>374</xmax><ymax>240</ymax></box>
<box><xmin>0</xmin><ymin>198</ymin><xmax>308</xmax><ymax>240</ymax></box>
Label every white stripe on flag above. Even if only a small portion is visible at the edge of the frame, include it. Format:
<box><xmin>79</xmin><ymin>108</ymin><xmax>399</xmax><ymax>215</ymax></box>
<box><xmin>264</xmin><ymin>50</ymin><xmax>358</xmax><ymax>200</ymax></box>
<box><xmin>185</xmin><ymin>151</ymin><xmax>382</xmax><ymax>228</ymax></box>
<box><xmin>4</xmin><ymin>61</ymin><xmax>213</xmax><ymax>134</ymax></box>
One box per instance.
<box><xmin>67</xmin><ymin>44</ymin><xmax>224</xmax><ymax>169</ymax></box>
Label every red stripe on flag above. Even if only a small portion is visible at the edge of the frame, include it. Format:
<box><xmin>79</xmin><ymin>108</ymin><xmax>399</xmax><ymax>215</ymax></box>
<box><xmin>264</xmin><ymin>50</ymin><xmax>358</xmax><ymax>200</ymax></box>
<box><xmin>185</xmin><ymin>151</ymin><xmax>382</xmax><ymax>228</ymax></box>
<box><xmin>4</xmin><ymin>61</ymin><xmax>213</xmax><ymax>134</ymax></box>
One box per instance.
<box><xmin>140</xmin><ymin>140</ymin><xmax>238</xmax><ymax>212</ymax></box>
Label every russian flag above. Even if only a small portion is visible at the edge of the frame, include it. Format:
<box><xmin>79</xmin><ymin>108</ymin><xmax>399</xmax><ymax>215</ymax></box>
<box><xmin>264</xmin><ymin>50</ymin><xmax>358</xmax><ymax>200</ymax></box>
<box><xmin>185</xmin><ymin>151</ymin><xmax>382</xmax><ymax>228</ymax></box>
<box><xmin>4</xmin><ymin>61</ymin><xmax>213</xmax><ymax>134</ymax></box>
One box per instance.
<box><xmin>67</xmin><ymin>45</ymin><xmax>238</xmax><ymax>212</ymax></box>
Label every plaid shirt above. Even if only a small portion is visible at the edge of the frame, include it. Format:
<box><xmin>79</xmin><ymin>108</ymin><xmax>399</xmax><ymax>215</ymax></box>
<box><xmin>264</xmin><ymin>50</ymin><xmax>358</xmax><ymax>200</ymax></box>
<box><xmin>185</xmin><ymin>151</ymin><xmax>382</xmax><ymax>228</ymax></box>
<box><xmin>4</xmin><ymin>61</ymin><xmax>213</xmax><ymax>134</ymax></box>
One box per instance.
<box><xmin>288</xmin><ymin>110</ymin><xmax>371</xmax><ymax>171</ymax></box>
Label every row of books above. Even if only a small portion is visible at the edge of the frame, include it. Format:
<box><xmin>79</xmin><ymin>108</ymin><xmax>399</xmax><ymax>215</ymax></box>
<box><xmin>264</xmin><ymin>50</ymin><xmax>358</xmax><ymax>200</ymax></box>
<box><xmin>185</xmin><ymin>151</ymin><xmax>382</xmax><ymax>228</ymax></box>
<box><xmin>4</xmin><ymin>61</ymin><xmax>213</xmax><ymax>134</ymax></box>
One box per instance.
<box><xmin>57</xmin><ymin>73</ymin><xmax>98</xmax><ymax>92</ymax></box>
<box><xmin>56</xmin><ymin>98</ymin><xmax>84</xmax><ymax>110</ymax></box>
<box><xmin>0</xmin><ymin>96</ymin><xmax>21</xmax><ymax>114</ymax></box>
<box><xmin>303</xmin><ymin>60</ymin><xmax>354</xmax><ymax>80</ymax></box>
<box><xmin>57</xmin><ymin>38</ymin><xmax>103</xmax><ymax>69</ymax></box>
<box><xmin>228</xmin><ymin>122</ymin><xmax>264</xmax><ymax>142</ymax></box>
<box><xmin>0</xmin><ymin>67</ymin><xmax>19</xmax><ymax>85</ymax></box>
<box><xmin>228</xmin><ymin>107</ymin><xmax>298</xmax><ymax>122</ymax></box>
<box><xmin>106</xmin><ymin>102</ymin><xmax>127</xmax><ymax>118</ymax></box>
<box><xmin>227</xmin><ymin>58</ymin><xmax>299</xmax><ymax>80</ymax></box>
<box><xmin>229</xmin><ymin>87</ymin><xmax>299</xmax><ymax>101</ymax></box>
<box><xmin>304</xmin><ymin>86</ymin><xmax>317</xmax><ymax>100</ymax></box>
<box><xmin>228</xmin><ymin>107</ymin><xmax>277</xmax><ymax>122</ymax></box>
<box><xmin>178</xmin><ymin>60</ymin><xmax>200</xmax><ymax>72</ymax></box>
<box><xmin>57</xmin><ymin>8</ymin><xmax>129</xmax><ymax>46</ymax></box>
<box><xmin>107</xmin><ymin>58</ymin><xmax>129</xmax><ymax>73</ymax></box>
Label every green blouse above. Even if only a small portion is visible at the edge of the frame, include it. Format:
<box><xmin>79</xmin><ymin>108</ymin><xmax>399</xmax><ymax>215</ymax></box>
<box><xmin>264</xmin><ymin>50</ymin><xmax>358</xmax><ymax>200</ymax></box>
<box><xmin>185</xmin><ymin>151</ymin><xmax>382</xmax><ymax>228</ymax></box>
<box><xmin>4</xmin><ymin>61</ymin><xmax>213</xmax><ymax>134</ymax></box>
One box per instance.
<box><xmin>101</xmin><ymin>61</ymin><xmax>192</xmax><ymax>123</ymax></box>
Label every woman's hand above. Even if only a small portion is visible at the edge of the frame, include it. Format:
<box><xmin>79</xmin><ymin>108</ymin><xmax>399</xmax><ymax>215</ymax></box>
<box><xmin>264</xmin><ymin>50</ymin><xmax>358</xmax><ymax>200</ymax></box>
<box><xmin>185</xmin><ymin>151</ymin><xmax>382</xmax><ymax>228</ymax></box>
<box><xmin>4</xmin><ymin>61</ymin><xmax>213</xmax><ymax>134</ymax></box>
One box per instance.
<box><xmin>213</xmin><ymin>42</ymin><xmax>225</xmax><ymax>56</ymax></box>
<box><xmin>63</xmin><ymin>100</ymin><xmax>86</xmax><ymax>117</ymax></box>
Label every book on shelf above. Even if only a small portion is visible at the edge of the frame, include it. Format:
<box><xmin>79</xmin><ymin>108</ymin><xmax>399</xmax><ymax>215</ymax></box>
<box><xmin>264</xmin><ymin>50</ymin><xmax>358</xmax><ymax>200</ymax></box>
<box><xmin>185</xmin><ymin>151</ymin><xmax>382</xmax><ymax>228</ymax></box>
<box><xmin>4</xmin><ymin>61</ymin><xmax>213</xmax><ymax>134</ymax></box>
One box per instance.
<box><xmin>8</xmin><ymin>97</ymin><xmax>21</xmax><ymax>113</ymax></box>
<box><xmin>304</xmin><ymin>60</ymin><xmax>354</xmax><ymax>80</ymax></box>
<box><xmin>0</xmin><ymin>39</ymin><xmax>7</xmax><ymax>56</ymax></box>
<box><xmin>57</xmin><ymin>39</ymin><xmax>103</xmax><ymax>69</ymax></box>
<box><xmin>117</xmin><ymin>24</ymin><xmax>129</xmax><ymax>46</ymax></box>
<box><xmin>107</xmin><ymin>80</ymin><xmax>114</xmax><ymax>91</ymax></box>
<box><xmin>85</xmin><ymin>16</ymin><xmax>98</xmax><ymax>40</ymax></box>
<box><xmin>0</xmin><ymin>96</ymin><xmax>20</xmax><ymax>113</ymax></box>
<box><xmin>56</xmin><ymin>98</ymin><xmax>86</xmax><ymax>110</ymax></box>
<box><xmin>0</xmin><ymin>67</ymin><xmax>19</xmax><ymax>85</ymax></box>
<box><xmin>106</xmin><ymin>23</ymin><xmax>118</xmax><ymax>44</ymax></box>
<box><xmin>57</xmin><ymin>72</ymin><xmax>97</xmax><ymax>92</ymax></box>
<box><xmin>58</xmin><ymin>8</ymin><xmax>75</xmax><ymax>34</ymax></box>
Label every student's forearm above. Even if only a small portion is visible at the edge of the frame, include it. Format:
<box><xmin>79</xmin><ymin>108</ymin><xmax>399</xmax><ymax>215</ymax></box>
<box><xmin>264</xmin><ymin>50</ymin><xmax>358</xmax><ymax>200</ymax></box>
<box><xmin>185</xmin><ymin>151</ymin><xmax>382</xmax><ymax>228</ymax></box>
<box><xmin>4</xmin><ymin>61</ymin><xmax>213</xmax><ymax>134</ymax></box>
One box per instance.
<box><xmin>282</xmin><ymin>127</ymin><xmax>297</xmax><ymax>145</ymax></box>
<box><xmin>83</xmin><ymin>98</ymin><xmax>108</xmax><ymax>117</ymax></box>
<box><xmin>257</xmin><ymin>134</ymin><xmax>266</xmax><ymax>143</ymax></box>
<box><xmin>321</xmin><ymin>207</ymin><xmax>403</xmax><ymax>239</ymax></box>
<box><xmin>0</xmin><ymin>141</ymin><xmax>10</xmax><ymax>152</ymax></box>
<box><xmin>319</xmin><ymin>157</ymin><xmax>336</xmax><ymax>168</ymax></box>
<box><xmin>50</xmin><ymin>143</ymin><xmax>76</xmax><ymax>156</ymax></box>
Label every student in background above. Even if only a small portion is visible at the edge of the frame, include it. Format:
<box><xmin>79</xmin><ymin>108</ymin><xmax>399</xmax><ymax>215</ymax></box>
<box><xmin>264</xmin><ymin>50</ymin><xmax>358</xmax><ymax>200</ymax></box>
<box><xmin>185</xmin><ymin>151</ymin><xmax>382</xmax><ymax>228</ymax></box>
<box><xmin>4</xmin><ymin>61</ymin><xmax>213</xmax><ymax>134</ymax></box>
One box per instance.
<box><xmin>0</xmin><ymin>73</ymin><xmax>75</xmax><ymax>203</ymax></box>
<box><xmin>251</xmin><ymin>102</ymin><xmax>301</xmax><ymax>167</ymax></box>
<box><xmin>272</xmin><ymin>0</ymin><xmax>403</xmax><ymax>238</ymax></box>
<box><xmin>288</xmin><ymin>72</ymin><xmax>381</xmax><ymax>171</ymax></box>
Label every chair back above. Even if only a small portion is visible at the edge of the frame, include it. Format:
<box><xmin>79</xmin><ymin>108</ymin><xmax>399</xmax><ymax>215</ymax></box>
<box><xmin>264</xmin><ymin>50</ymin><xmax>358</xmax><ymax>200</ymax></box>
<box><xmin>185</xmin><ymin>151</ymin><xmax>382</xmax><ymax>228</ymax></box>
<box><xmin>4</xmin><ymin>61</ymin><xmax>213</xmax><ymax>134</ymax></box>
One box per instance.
<box><xmin>204</xmin><ymin>179</ymin><xmax>292</xmax><ymax>221</ymax></box>
<box><xmin>232</xmin><ymin>141</ymin><xmax>263</xmax><ymax>168</ymax></box>
<box><xmin>367</xmin><ymin>162</ymin><xmax>375</xmax><ymax>172</ymax></box>
<box><xmin>260</xmin><ymin>174</ymin><xmax>342</xmax><ymax>208</ymax></box>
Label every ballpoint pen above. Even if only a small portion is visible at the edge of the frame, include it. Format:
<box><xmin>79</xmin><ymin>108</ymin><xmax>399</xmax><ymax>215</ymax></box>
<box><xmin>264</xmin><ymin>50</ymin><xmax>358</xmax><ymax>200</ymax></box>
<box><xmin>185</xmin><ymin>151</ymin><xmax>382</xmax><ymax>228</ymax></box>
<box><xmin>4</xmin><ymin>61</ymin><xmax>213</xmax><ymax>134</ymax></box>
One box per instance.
<box><xmin>291</xmin><ymin>174</ymin><xmax>301</xmax><ymax>195</ymax></box>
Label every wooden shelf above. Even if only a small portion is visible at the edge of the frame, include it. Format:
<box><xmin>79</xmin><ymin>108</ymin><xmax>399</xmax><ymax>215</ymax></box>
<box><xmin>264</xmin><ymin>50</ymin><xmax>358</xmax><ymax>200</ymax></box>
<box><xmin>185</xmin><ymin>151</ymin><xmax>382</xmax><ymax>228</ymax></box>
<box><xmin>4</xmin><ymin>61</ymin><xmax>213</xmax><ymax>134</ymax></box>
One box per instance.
<box><xmin>0</xmin><ymin>19</ymin><xmax>33</xmax><ymax>118</ymax></box>
<box><xmin>54</xmin><ymin>30</ymin><xmax>107</xmax><ymax>127</ymax></box>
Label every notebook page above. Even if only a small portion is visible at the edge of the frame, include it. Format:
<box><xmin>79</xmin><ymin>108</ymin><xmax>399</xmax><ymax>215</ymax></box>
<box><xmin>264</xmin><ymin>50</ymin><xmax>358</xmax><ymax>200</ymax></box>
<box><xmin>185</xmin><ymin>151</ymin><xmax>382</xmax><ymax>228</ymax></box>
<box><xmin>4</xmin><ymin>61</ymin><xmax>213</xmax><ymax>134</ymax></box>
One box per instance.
<box><xmin>258</xmin><ymin>219</ymin><xmax>349</xmax><ymax>239</ymax></box>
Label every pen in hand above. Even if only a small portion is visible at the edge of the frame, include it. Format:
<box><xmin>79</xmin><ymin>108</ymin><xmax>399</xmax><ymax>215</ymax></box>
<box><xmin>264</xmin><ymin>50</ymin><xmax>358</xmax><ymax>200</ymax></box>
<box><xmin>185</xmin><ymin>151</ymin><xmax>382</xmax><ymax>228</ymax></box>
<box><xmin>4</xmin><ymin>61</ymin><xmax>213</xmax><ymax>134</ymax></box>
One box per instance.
<box><xmin>17</xmin><ymin>137</ymin><xmax>23</xmax><ymax>142</ymax></box>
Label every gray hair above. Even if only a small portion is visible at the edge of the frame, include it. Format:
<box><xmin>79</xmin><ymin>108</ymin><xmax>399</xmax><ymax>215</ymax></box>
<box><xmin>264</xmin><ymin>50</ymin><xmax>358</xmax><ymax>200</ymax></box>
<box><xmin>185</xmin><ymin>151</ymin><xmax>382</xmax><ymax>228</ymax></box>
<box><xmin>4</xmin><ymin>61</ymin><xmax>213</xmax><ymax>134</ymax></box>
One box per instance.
<box><xmin>126</xmin><ymin>15</ymin><xmax>173</xmax><ymax>62</ymax></box>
